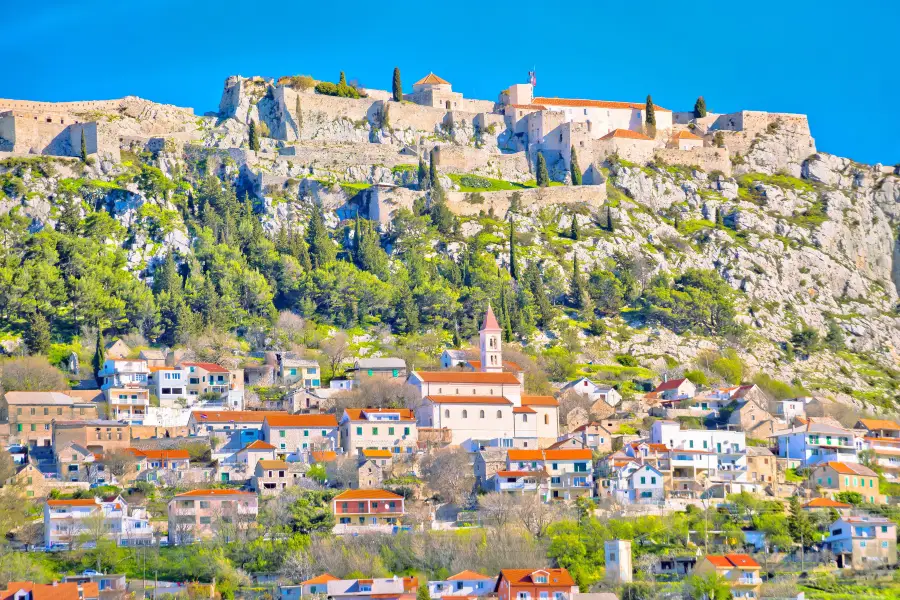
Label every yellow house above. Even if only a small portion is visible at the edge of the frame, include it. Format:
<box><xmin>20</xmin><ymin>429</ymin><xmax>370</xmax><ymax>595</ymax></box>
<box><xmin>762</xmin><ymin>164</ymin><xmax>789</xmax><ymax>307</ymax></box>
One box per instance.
<box><xmin>694</xmin><ymin>554</ymin><xmax>762</xmax><ymax>599</ymax></box>
<box><xmin>811</xmin><ymin>461</ymin><xmax>884</xmax><ymax>504</ymax></box>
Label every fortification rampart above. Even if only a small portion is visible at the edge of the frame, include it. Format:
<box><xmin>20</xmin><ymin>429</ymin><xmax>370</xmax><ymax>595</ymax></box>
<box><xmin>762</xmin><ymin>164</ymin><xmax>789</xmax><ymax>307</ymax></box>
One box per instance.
<box><xmin>653</xmin><ymin>147</ymin><xmax>732</xmax><ymax>176</ymax></box>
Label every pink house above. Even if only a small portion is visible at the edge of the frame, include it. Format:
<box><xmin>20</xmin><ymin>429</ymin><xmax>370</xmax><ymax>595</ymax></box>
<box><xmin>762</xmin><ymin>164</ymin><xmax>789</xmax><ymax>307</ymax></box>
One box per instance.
<box><xmin>167</xmin><ymin>489</ymin><xmax>257</xmax><ymax>544</ymax></box>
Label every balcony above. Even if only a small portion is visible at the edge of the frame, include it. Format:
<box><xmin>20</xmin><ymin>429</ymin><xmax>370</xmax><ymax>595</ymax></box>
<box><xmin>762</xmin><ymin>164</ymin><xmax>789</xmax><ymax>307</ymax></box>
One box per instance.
<box><xmin>734</xmin><ymin>576</ymin><xmax>762</xmax><ymax>586</ymax></box>
<box><xmin>498</xmin><ymin>481</ymin><xmax>539</xmax><ymax>491</ymax></box>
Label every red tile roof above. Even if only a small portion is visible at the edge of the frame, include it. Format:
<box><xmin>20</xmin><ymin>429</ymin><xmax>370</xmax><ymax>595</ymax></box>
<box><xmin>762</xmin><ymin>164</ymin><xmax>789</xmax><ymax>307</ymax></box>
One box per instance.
<box><xmin>600</xmin><ymin>128</ymin><xmax>653</xmax><ymax>141</ymax></box>
<box><xmin>481</xmin><ymin>305</ymin><xmax>501</xmax><ymax>331</ymax></box>
<box><xmin>803</xmin><ymin>498</ymin><xmax>851</xmax><ymax>509</ymax></box>
<box><xmin>857</xmin><ymin>418</ymin><xmax>900</xmax><ymax>431</ymax></box>
<box><xmin>311</xmin><ymin>450</ymin><xmax>337</xmax><ymax>462</ymax></box>
<box><xmin>127</xmin><ymin>448</ymin><xmax>190</xmax><ymax>460</ymax></box>
<box><xmin>513</xmin><ymin>406</ymin><xmax>537</xmax><ymax>414</ymax></box>
<box><xmin>333</xmin><ymin>489</ymin><xmax>404</xmax><ymax>501</ymax></box>
<box><xmin>191</xmin><ymin>410</ymin><xmax>286</xmax><ymax>423</ymax></box>
<box><xmin>447</xmin><ymin>571</ymin><xmax>492</xmax><ymax>581</ymax></box>
<box><xmin>181</xmin><ymin>362</ymin><xmax>230</xmax><ymax>373</ymax></box>
<box><xmin>174</xmin><ymin>489</ymin><xmax>255</xmax><ymax>498</ymax></box>
<box><xmin>361</xmin><ymin>449</ymin><xmax>393</xmax><ymax>458</ymax></box>
<box><xmin>425</xmin><ymin>395</ymin><xmax>513</xmax><ymax>405</ymax></box>
<box><xmin>264</xmin><ymin>414</ymin><xmax>338</xmax><ymax>428</ymax></box>
<box><xmin>466</xmin><ymin>360</ymin><xmax>522</xmax><ymax>372</ymax></box>
<box><xmin>509</xmin><ymin>104</ymin><xmax>548</xmax><ymax>111</ymax></box>
<box><xmin>415</xmin><ymin>73</ymin><xmax>450</xmax><ymax>86</ymax></box>
<box><xmin>240</xmin><ymin>440</ymin><xmax>276</xmax><ymax>451</ymax></box>
<box><xmin>498</xmin><ymin>569</ymin><xmax>575</xmax><ymax>587</ymax></box>
<box><xmin>46</xmin><ymin>499</ymin><xmax>97</xmax><ymax>507</ymax></box>
<box><xmin>522</xmin><ymin>395</ymin><xmax>559</xmax><ymax>407</ymax></box>
<box><xmin>532</xmin><ymin>97</ymin><xmax>671</xmax><ymax>112</ymax></box>
<box><xmin>301</xmin><ymin>574</ymin><xmax>339</xmax><ymax>586</ymax></box>
<box><xmin>704</xmin><ymin>554</ymin><xmax>760</xmax><ymax>568</ymax></box>
<box><xmin>343</xmin><ymin>408</ymin><xmax>416</xmax><ymax>421</ymax></box>
<box><xmin>672</xmin><ymin>130</ymin><xmax>702</xmax><ymax>140</ymax></box>
<box><xmin>508</xmin><ymin>449</ymin><xmax>593</xmax><ymax>461</ymax></box>
<box><xmin>654</xmin><ymin>378</ymin><xmax>688</xmax><ymax>392</ymax></box>
<box><xmin>825</xmin><ymin>461</ymin><xmax>877</xmax><ymax>476</ymax></box>
<box><xmin>413</xmin><ymin>371</ymin><xmax>521</xmax><ymax>384</ymax></box>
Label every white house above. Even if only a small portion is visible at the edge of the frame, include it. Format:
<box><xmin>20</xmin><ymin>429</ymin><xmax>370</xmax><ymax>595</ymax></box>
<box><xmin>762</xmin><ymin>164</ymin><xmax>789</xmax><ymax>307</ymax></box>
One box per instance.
<box><xmin>613</xmin><ymin>464</ymin><xmax>665</xmax><ymax>505</ymax></box>
<box><xmin>44</xmin><ymin>496</ymin><xmax>152</xmax><ymax>549</ymax></box>
<box><xmin>429</xmin><ymin>571</ymin><xmax>493</xmax><ymax>598</ymax></box>
<box><xmin>652</xmin><ymin>378</ymin><xmax>697</xmax><ymax>401</ymax></box>
<box><xmin>559</xmin><ymin>377</ymin><xmax>622</xmax><ymax>407</ymax></box>
<box><xmin>670</xmin><ymin>130</ymin><xmax>703</xmax><ymax>150</ymax></box>
<box><xmin>769</xmin><ymin>422</ymin><xmax>858</xmax><ymax>467</ymax></box>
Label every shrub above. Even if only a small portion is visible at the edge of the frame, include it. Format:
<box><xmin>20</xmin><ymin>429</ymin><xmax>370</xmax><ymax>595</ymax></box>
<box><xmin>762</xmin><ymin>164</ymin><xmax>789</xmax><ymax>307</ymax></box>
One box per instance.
<box><xmin>684</xmin><ymin>369</ymin><xmax>708</xmax><ymax>386</ymax></box>
<box><xmin>458</xmin><ymin>175</ymin><xmax>492</xmax><ymax>190</ymax></box>
<box><xmin>315</xmin><ymin>81</ymin><xmax>362</xmax><ymax>99</ymax></box>
<box><xmin>279</xmin><ymin>75</ymin><xmax>316</xmax><ymax>90</ymax></box>
<box><xmin>615</xmin><ymin>354</ymin><xmax>638</xmax><ymax>367</ymax></box>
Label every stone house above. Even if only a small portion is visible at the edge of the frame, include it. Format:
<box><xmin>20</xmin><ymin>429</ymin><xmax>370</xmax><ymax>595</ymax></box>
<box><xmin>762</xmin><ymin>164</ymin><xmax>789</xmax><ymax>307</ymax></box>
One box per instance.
<box><xmin>745</xmin><ymin>446</ymin><xmax>778</xmax><ymax>487</ymax></box>
<box><xmin>693</xmin><ymin>554</ymin><xmax>761</xmax><ymax>599</ymax></box>
<box><xmin>725</xmin><ymin>390</ymin><xmax>779</xmax><ymax>440</ymax></box>
<box><xmin>251</xmin><ymin>459</ymin><xmax>308</xmax><ymax>495</ymax></box>
<box><xmin>473</xmin><ymin>449</ymin><xmax>506</xmax><ymax>489</ymax></box>
<box><xmin>653</xmin><ymin>378</ymin><xmax>697</xmax><ymax>401</ymax></box>
<box><xmin>570</xmin><ymin>422</ymin><xmax>614</xmax><ymax>452</ymax></box>
<box><xmin>280</xmin><ymin>356</ymin><xmax>321</xmax><ymax>388</ymax></box>
<box><xmin>826</xmin><ymin>516</ymin><xmax>897</xmax><ymax>569</ymax></box>
<box><xmin>350</xmin><ymin>358</ymin><xmax>407</xmax><ymax>382</ymax></box>
<box><xmin>404</xmin><ymin>73</ymin><xmax>463</xmax><ymax>109</ymax></box>
<box><xmin>5</xmin><ymin>462</ymin><xmax>89</xmax><ymax>499</ymax></box>
<box><xmin>357</xmin><ymin>460</ymin><xmax>384</xmax><ymax>489</ymax></box>
<box><xmin>167</xmin><ymin>489</ymin><xmax>258</xmax><ymax>545</ymax></box>
<box><xmin>1</xmin><ymin>391</ymin><xmax>100</xmax><ymax>448</ymax></box>
<box><xmin>811</xmin><ymin>461</ymin><xmax>885</xmax><ymax>504</ymax></box>
<box><xmin>359</xmin><ymin>449</ymin><xmax>394</xmax><ymax>470</ymax></box>
<box><xmin>261</xmin><ymin>414</ymin><xmax>339</xmax><ymax>459</ymax></box>
<box><xmin>55</xmin><ymin>441</ymin><xmax>96</xmax><ymax>482</ymax></box>
<box><xmin>52</xmin><ymin>420</ymin><xmax>131</xmax><ymax>456</ymax></box>
<box><xmin>104</xmin><ymin>339</ymin><xmax>131</xmax><ymax>360</ymax></box>
<box><xmin>670</xmin><ymin>130</ymin><xmax>703</xmax><ymax>150</ymax></box>
<box><xmin>559</xmin><ymin>377</ymin><xmax>622</xmax><ymax>407</ymax></box>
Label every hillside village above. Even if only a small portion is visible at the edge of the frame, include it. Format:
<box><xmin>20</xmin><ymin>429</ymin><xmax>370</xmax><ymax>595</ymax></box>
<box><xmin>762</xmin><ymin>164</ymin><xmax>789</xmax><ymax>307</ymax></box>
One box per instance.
<box><xmin>1</xmin><ymin>67</ymin><xmax>900</xmax><ymax>599</ymax></box>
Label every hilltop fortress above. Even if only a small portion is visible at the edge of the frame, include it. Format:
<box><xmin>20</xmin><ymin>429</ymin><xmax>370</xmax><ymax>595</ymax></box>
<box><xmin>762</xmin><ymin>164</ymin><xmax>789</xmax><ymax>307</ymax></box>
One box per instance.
<box><xmin>0</xmin><ymin>72</ymin><xmax>817</xmax><ymax>218</ymax></box>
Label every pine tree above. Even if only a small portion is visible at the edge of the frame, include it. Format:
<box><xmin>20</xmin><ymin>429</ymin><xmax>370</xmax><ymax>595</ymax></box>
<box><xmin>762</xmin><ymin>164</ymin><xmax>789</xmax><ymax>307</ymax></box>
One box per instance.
<box><xmin>417</xmin><ymin>157</ymin><xmax>428</xmax><ymax>190</ymax></box>
<box><xmin>399</xmin><ymin>287</ymin><xmax>419</xmax><ymax>334</ymax></box>
<box><xmin>92</xmin><ymin>329</ymin><xmax>105</xmax><ymax>385</ymax></box>
<box><xmin>392</xmin><ymin>67</ymin><xmax>402</xmax><ymax>102</ymax></box>
<box><xmin>248</xmin><ymin>120</ymin><xmax>260</xmax><ymax>151</ymax></box>
<box><xmin>153</xmin><ymin>252</ymin><xmax>181</xmax><ymax>295</ymax></box>
<box><xmin>645</xmin><ymin>95</ymin><xmax>657</xmax><ymax>137</ymax></box>
<box><xmin>570</xmin><ymin>214</ymin><xmax>579</xmax><ymax>240</ymax></box>
<box><xmin>417</xmin><ymin>582</ymin><xmax>431</xmax><ymax>600</ymax></box>
<box><xmin>694</xmin><ymin>96</ymin><xmax>707</xmax><ymax>118</ymax></box>
<box><xmin>500</xmin><ymin>288</ymin><xmax>513</xmax><ymax>342</ymax></box>
<box><xmin>508</xmin><ymin>217</ymin><xmax>518</xmax><ymax>280</ymax></box>
<box><xmin>570</xmin><ymin>146</ymin><xmax>582</xmax><ymax>186</ymax></box>
<box><xmin>57</xmin><ymin>195</ymin><xmax>81</xmax><ymax>234</ymax></box>
<box><xmin>607</xmin><ymin>206</ymin><xmax>614</xmax><ymax>232</ymax></box>
<box><xmin>339</xmin><ymin>71</ymin><xmax>347</xmax><ymax>86</ymax></box>
<box><xmin>80</xmin><ymin>129</ymin><xmax>87</xmax><ymax>162</ymax></box>
<box><xmin>536</xmin><ymin>152</ymin><xmax>550</xmax><ymax>187</ymax></box>
<box><xmin>24</xmin><ymin>312</ymin><xmax>51</xmax><ymax>355</ymax></box>
<box><xmin>306</xmin><ymin>205</ymin><xmax>335</xmax><ymax>269</ymax></box>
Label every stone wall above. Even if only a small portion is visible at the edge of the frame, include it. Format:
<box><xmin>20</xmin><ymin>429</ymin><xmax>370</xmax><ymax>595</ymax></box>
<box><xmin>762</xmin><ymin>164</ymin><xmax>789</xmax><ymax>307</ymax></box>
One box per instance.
<box><xmin>653</xmin><ymin>147</ymin><xmax>732</xmax><ymax>176</ymax></box>
<box><xmin>592</xmin><ymin>137</ymin><xmax>657</xmax><ymax>165</ymax></box>
<box><xmin>445</xmin><ymin>184</ymin><xmax>607</xmax><ymax>217</ymax></box>
<box><xmin>434</xmin><ymin>145</ymin><xmax>532</xmax><ymax>181</ymax></box>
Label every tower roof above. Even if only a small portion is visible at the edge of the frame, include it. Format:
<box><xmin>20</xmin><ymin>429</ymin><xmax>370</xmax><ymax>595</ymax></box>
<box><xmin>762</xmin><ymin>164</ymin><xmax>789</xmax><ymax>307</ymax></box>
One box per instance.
<box><xmin>481</xmin><ymin>305</ymin><xmax>501</xmax><ymax>332</ymax></box>
<box><xmin>414</xmin><ymin>73</ymin><xmax>450</xmax><ymax>86</ymax></box>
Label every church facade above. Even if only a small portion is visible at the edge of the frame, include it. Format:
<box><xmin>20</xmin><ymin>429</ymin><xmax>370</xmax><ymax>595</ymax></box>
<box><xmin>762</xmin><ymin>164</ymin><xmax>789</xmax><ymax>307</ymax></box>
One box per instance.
<box><xmin>409</xmin><ymin>306</ymin><xmax>559</xmax><ymax>450</ymax></box>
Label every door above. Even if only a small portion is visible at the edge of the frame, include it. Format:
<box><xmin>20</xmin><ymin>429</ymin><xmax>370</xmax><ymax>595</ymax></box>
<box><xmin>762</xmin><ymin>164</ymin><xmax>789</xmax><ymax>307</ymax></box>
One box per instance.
<box><xmin>221</xmin><ymin>472</ymin><xmax>230</xmax><ymax>482</ymax></box>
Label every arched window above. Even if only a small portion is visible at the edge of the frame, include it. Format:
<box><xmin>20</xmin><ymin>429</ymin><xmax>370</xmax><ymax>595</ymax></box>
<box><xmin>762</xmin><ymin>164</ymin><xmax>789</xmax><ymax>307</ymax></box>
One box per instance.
<box><xmin>544</xmin><ymin>414</ymin><xmax>549</xmax><ymax>425</ymax></box>
<box><xmin>462</xmin><ymin>410</ymin><xmax>468</xmax><ymax>418</ymax></box>
<box><xmin>480</xmin><ymin>410</ymin><xmax>485</xmax><ymax>418</ymax></box>
<box><xmin>496</xmin><ymin>410</ymin><xmax>502</xmax><ymax>418</ymax></box>
<box><xmin>444</xmin><ymin>409</ymin><xmax>450</xmax><ymax>418</ymax></box>
<box><xmin>490</xmin><ymin>389</ymin><xmax>493</xmax><ymax>395</ymax></box>
<box><xmin>522</xmin><ymin>414</ymin><xmax>528</xmax><ymax>422</ymax></box>
<box><xmin>472</xmin><ymin>389</ymin><xmax>476</xmax><ymax>395</ymax></box>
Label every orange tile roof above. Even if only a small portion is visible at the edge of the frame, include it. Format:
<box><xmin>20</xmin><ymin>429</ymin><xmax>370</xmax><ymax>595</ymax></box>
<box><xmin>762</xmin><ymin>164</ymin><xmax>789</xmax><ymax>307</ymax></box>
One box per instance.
<box><xmin>522</xmin><ymin>395</ymin><xmax>559</xmax><ymax>407</ymax></box>
<box><xmin>499</xmin><ymin>569</ymin><xmax>575</xmax><ymax>587</ymax></box>
<box><xmin>265</xmin><ymin>414</ymin><xmax>338</xmax><ymax>428</ymax></box>
<box><xmin>672</xmin><ymin>130</ymin><xmax>702</xmax><ymax>140</ymax></box>
<box><xmin>466</xmin><ymin>360</ymin><xmax>522</xmax><ymax>372</ymax></box>
<box><xmin>240</xmin><ymin>440</ymin><xmax>276</xmax><ymax>451</ymax></box>
<box><xmin>311</xmin><ymin>450</ymin><xmax>337</xmax><ymax>462</ymax></box>
<box><xmin>425</xmin><ymin>395</ymin><xmax>513</xmax><ymax>405</ymax></box>
<box><xmin>414</xmin><ymin>371</ymin><xmax>521</xmax><ymax>385</ymax></box>
<box><xmin>532</xmin><ymin>96</ymin><xmax>671</xmax><ymax>112</ymax></box>
<box><xmin>257</xmin><ymin>460</ymin><xmax>289</xmax><ymax>470</ymax></box>
<box><xmin>344</xmin><ymin>408</ymin><xmax>416</xmax><ymax>421</ymax></box>
<box><xmin>655</xmin><ymin>378</ymin><xmax>688</xmax><ymax>392</ymax></box>
<box><xmin>508</xmin><ymin>449</ymin><xmax>593</xmax><ymax>461</ymax></box>
<box><xmin>191</xmin><ymin>410</ymin><xmax>286</xmax><ymax>423</ymax></box>
<box><xmin>415</xmin><ymin>73</ymin><xmax>450</xmax><ymax>86</ymax></box>
<box><xmin>509</xmin><ymin>104</ymin><xmax>547</xmax><ymax>111</ymax></box>
<box><xmin>128</xmin><ymin>448</ymin><xmax>190</xmax><ymax>460</ymax></box>
<box><xmin>803</xmin><ymin>498</ymin><xmax>851</xmax><ymax>509</ymax></box>
<box><xmin>301</xmin><ymin>574</ymin><xmax>339</xmax><ymax>586</ymax></box>
<box><xmin>447</xmin><ymin>570</ymin><xmax>492</xmax><ymax>581</ymax></box>
<box><xmin>174</xmin><ymin>489</ymin><xmax>255</xmax><ymax>498</ymax></box>
<box><xmin>1</xmin><ymin>581</ymin><xmax>90</xmax><ymax>600</ymax></box>
<box><xmin>46</xmin><ymin>499</ymin><xmax>97</xmax><ymax>507</ymax></box>
<box><xmin>362</xmin><ymin>449</ymin><xmax>393</xmax><ymax>458</ymax></box>
<box><xmin>600</xmin><ymin>128</ymin><xmax>652</xmax><ymax>141</ymax></box>
<box><xmin>181</xmin><ymin>362</ymin><xmax>229</xmax><ymax>373</ymax></box>
<box><xmin>513</xmin><ymin>406</ymin><xmax>537</xmax><ymax>414</ymax></box>
<box><xmin>858</xmin><ymin>418</ymin><xmax>900</xmax><ymax>431</ymax></box>
<box><xmin>825</xmin><ymin>462</ymin><xmax>877</xmax><ymax>476</ymax></box>
<box><xmin>333</xmin><ymin>489</ymin><xmax>404</xmax><ymax>501</ymax></box>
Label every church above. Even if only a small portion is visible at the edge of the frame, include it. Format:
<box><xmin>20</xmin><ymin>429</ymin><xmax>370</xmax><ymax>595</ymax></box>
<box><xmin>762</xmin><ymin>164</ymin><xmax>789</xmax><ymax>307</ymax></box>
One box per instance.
<box><xmin>409</xmin><ymin>306</ymin><xmax>559</xmax><ymax>450</ymax></box>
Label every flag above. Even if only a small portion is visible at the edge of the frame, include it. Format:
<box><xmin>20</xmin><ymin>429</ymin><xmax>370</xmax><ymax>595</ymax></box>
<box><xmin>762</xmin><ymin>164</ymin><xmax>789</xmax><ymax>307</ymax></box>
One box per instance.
<box><xmin>528</xmin><ymin>70</ymin><xmax>537</xmax><ymax>87</ymax></box>
<box><xmin>200</xmin><ymin>413</ymin><xmax>208</xmax><ymax>420</ymax></box>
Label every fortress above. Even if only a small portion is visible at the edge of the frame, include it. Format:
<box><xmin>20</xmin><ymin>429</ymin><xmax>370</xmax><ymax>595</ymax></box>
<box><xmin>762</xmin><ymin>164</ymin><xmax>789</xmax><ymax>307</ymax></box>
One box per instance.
<box><xmin>0</xmin><ymin>72</ymin><xmax>816</xmax><ymax>218</ymax></box>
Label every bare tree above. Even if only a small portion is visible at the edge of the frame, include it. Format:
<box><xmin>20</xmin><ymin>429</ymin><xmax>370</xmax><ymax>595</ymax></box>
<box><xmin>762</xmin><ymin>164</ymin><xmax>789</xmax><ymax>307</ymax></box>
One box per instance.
<box><xmin>403</xmin><ymin>500</ymin><xmax>434</xmax><ymax>531</ymax></box>
<box><xmin>279</xmin><ymin>548</ymin><xmax>317</xmax><ymax>584</ymax></box>
<box><xmin>326</xmin><ymin>455</ymin><xmax>359</xmax><ymax>489</ymax></box>
<box><xmin>100</xmin><ymin>449</ymin><xmax>137</xmax><ymax>479</ymax></box>
<box><xmin>320</xmin><ymin>332</ymin><xmax>350</xmax><ymax>378</ymax></box>
<box><xmin>0</xmin><ymin>356</ymin><xmax>68</xmax><ymax>392</ymax></box>
<box><xmin>329</xmin><ymin>378</ymin><xmax>421</xmax><ymax>416</ymax></box>
<box><xmin>513</xmin><ymin>494</ymin><xmax>568</xmax><ymax>537</ymax></box>
<box><xmin>420</xmin><ymin>447</ymin><xmax>475</xmax><ymax>507</ymax></box>
<box><xmin>558</xmin><ymin>390</ymin><xmax>593</xmax><ymax>426</ymax></box>
<box><xmin>478</xmin><ymin>492</ymin><xmax>519</xmax><ymax>529</ymax></box>
<box><xmin>184</xmin><ymin>330</ymin><xmax>242</xmax><ymax>368</ymax></box>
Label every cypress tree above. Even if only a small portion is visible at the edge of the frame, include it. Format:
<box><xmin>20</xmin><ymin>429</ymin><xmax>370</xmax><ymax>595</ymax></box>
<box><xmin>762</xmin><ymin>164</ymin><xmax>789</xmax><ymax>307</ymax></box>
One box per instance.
<box><xmin>306</xmin><ymin>205</ymin><xmax>335</xmax><ymax>269</ymax></box>
<box><xmin>452</xmin><ymin>320</ymin><xmax>461</xmax><ymax>348</ymax></box>
<box><xmin>570</xmin><ymin>214</ymin><xmax>579</xmax><ymax>240</ymax></box>
<box><xmin>570</xmin><ymin>254</ymin><xmax>584</xmax><ymax>309</ymax></box>
<box><xmin>339</xmin><ymin>71</ymin><xmax>347</xmax><ymax>86</ymax></box>
<box><xmin>417</xmin><ymin>582</ymin><xmax>431</xmax><ymax>600</ymax></box>
<box><xmin>694</xmin><ymin>96</ymin><xmax>707</xmax><ymax>118</ymax></box>
<box><xmin>353</xmin><ymin>212</ymin><xmax>362</xmax><ymax>266</ymax></box>
<box><xmin>509</xmin><ymin>216</ymin><xmax>518</xmax><ymax>280</ymax></box>
<box><xmin>92</xmin><ymin>329</ymin><xmax>105</xmax><ymax>385</ymax></box>
<box><xmin>80</xmin><ymin>129</ymin><xmax>87</xmax><ymax>162</ymax></box>
<box><xmin>570</xmin><ymin>146</ymin><xmax>582</xmax><ymax>186</ymax></box>
<box><xmin>392</xmin><ymin>67</ymin><xmax>402</xmax><ymax>102</ymax></box>
<box><xmin>536</xmin><ymin>152</ymin><xmax>549</xmax><ymax>187</ymax></box>
<box><xmin>500</xmin><ymin>288</ymin><xmax>513</xmax><ymax>342</ymax></box>
<box><xmin>674</xmin><ymin>212</ymin><xmax>681</xmax><ymax>232</ymax></box>
<box><xmin>524</xmin><ymin>261</ymin><xmax>553</xmax><ymax>328</ymax></box>
<box><xmin>417</xmin><ymin>157</ymin><xmax>428</xmax><ymax>190</ymax></box>
<box><xmin>295</xmin><ymin>96</ymin><xmax>303</xmax><ymax>140</ymax></box>
<box><xmin>248</xmin><ymin>120</ymin><xmax>260</xmax><ymax>151</ymax></box>
<box><xmin>645</xmin><ymin>95</ymin><xmax>656</xmax><ymax>137</ymax></box>
<box><xmin>25</xmin><ymin>312</ymin><xmax>51</xmax><ymax>355</ymax></box>
<box><xmin>716</xmin><ymin>206</ymin><xmax>725</xmax><ymax>227</ymax></box>
<box><xmin>429</xmin><ymin>149</ymin><xmax>439</xmax><ymax>189</ymax></box>
<box><xmin>607</xmin><ymin>206</ymin><xmax>614</xmax><ymax>232</ymax></box>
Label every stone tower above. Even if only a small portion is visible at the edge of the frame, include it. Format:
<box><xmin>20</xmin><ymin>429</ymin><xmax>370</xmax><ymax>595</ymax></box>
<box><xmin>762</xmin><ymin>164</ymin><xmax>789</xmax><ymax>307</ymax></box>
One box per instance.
<box><xmin>604</xmin><ymin>539</ymin><xmax>632</xmax><ymax>584</ymax></box>
<box><xmin>479</xmin><ymin>305</ymin><xmax>502</xmax><ymax>373</ymax></box>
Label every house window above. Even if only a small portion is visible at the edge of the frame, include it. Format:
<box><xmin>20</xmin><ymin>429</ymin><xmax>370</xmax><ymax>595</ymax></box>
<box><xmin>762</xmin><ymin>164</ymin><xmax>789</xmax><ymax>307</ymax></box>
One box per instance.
<box><xmin>497</xmin><ymin>410</ymin><xmax>502</xmax><ymax>418</ymax></box>
<box><xmin>356</xmin><ymin>427</ymin><xmax>363</xmax><ymax>435</ymax></box>
<box><xmin>462</xmin><ymin>410</ymin><xmax>468</xmax><ymax>418</ymax></box>
<box><xmin>280</xmin><ymin>431</ymin><xmax>286</xmax><ymax>438</ymax></box>
<box><xmin>404</xmin><ymin>427</ymin><xmax>410</xmax><ymax>435</ymax></box>
<box><xmin>480</xmin><ymin>410</ymin><xmax>485</xmax><ymax>418</ymax></box>
<box><xmin>389</xmin><ymin>427</ymin><xmax>395</xmax><ymax>435</ymax></box>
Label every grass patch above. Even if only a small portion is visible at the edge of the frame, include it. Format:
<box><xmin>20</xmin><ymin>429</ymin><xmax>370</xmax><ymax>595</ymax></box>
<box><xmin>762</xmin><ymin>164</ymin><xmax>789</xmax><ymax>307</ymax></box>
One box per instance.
<box><xmin>737</xmin><ymin>171</ymin><xmax>816</xmax><ymax>194</ymax></box>
<box><xmin>680</xmin><ymin>219</ymin><xmax>715</xmax><ymax>235</ymax></box>
<box><xmin>448</xmin><ymin>173</ymin><xmax>532</xmax><ymax>192</ymax></box>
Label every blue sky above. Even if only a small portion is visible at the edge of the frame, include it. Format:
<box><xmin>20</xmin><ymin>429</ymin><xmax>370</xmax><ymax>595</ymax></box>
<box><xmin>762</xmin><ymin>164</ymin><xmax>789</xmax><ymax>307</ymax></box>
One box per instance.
<box><xmin>2</xmin><ymin>0</ymin><xmax>897</xmax><ymax>165</ymax></box>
